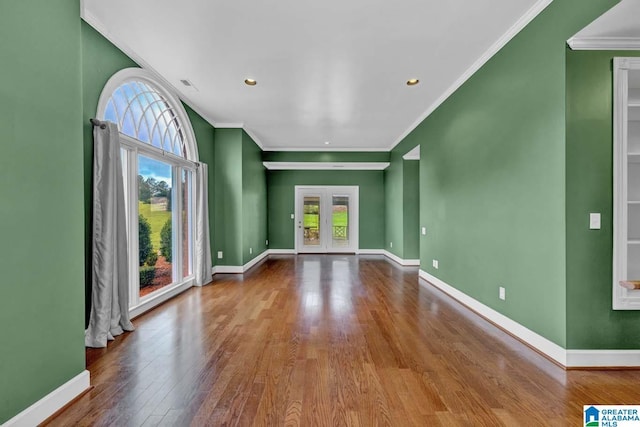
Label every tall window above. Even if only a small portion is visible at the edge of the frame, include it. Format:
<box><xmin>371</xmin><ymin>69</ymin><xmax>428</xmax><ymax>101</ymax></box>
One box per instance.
<box><xmin>98</xmin><ymin>68</ymin><xmax>198</xmax><ymax>308</ymax></box>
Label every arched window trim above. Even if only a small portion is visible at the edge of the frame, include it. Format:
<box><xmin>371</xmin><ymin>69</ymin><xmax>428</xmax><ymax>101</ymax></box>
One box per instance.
<box><xmin>96</xmin><ymin>68</ymin><xmax>199</xmax><ymax>162</ymax></box>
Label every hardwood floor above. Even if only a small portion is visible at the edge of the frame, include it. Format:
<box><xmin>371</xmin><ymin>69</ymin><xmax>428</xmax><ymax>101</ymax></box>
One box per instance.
<box><xmin>48</xmin><ymin>255</ymin><xmax>640</xmax><ymax>426</ymax></box>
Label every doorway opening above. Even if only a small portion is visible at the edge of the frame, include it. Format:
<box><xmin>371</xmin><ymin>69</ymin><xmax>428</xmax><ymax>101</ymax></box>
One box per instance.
<box><xmin>295</xmin><ymin>186</ymin><xmax>359</xmax><ymax>253</ymax></box>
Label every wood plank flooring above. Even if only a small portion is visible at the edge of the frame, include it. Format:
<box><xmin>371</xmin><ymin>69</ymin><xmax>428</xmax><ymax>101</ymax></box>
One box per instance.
<box><xmin>47</xmin><ymin>255</ymin><xmax>640</xmax><ymax>426</ymax></box>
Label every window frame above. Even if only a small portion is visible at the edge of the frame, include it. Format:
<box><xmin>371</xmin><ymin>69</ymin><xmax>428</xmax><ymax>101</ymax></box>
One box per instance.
<box><xmin>97</xmin><ymin>68</ymin><xmax>199</xmax><ymax>315</ymax></box>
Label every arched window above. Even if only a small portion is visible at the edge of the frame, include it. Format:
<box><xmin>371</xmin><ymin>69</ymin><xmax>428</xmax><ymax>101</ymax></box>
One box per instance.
<box><xmin>98</xmin><ymin>68</ymin><xmax>198</xmax><ymax>160</ymax></box>
<box><xmin>97</xmin><ymin>68</ymin><xmax>198</xmax><ymax>313</ymax></box>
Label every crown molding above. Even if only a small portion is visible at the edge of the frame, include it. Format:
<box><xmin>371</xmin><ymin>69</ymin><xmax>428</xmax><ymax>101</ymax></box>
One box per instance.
<box><xmin>214</xmin><ymin>123</ymin><xmax>244</xmax><ymax>128</ymax></box>
<box><xmin>567</xmin><ymin>36</ymin><xmax>640</xmax><ymax>50</ymax></box>
<box><xmin>403</xmin><ymin>145</ymin><xmax>421</xmax><ymax>160</ymax></box>
<box><xmin>261</xmin><ymin>146</ymin><xmax>390</xmax><ymax>152</ymax></box>
<box><xmin>263</xmin><ymin>162</ymin><xmax>390</xmax><ymax>170</ymax></box>
<box><xmin>242</xmin><ymin>127</ymin><xmax>266</xmax><ymax>150</ymax></box>
<box><xmin>387</xmin><ymin>0</ymin><xmax>554</xmax><ymax>151</ymax></box>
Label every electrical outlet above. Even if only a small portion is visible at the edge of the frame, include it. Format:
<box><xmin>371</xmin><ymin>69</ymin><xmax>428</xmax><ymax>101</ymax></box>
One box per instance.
<box><xmin>432</xmin><ymin>259</ymin><xmax>439</xmax><ymax>269</ymax></box>
<box><xmin>589</xmin><ymin>213</ymin><xmax>601</xmax><ymax>230</ymax></box>
<box><xmin>421</xmin><ymin>227</ymin><xmax>427</xmax><ymax>235</ymax></box>
<box><xmin>266</xmin><ymin>239</ymin><xmax>269</xmax><ymax>246</ymax></box>
<box><xmin>390</xmin><ymin>242</ymin><xmax>393</xmax><ymax>248</ymax></box>
<box><xmin>499</xmin><ymin>286</ymin><xmax>506</xmax><ymax>301</ymax></box>
<box><xmin>217</xmin><ymin>251</ymin><xmax>223</xmax><ymax>259</ymax></box>
<box><xmin>290</xmin><ymin>213</ymin><xmax>294</xmax><ymax>219</ymax></box>
<box><xmin>249</xmin><ymin>247</ymin><xmax>253</xmax><ymax>254</ymax></box>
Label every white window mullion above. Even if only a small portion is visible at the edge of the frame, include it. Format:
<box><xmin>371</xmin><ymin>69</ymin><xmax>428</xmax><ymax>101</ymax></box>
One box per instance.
<box><xmin>173</xmin><ymin>165</ymin><xmax>182</xmax><ymax>283</ymax></box>
<box><xmin>128</xmin><ymin>147</ymin><xmax>140</xmax><ymax>309</ymax></box>
<box><xmin>189</xmin><ymin>169</ymin><xmax>196</xmax><ymax>277</ymax></box>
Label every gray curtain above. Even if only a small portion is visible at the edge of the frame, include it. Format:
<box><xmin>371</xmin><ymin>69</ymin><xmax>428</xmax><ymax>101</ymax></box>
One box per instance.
<box><xmin>85</xmin><ymin>122</ymin><xmax>134</xmax><ymax>348</ymax></box>
<box><xmin>194</xmin><ymin>162</ymin><xmax>212</xmax><ymax>286</ymax></box>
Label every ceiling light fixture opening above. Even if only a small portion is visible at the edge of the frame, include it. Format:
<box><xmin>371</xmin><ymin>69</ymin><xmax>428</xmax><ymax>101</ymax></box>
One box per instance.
<box><xmin>324</xmin><ymin>141</ymin><xmax>330</xmax><ymax>145</ymax></box>
<box><xmin>244</xmin><ymin>78</ymin><xmax>257</xmax><ymax>86</ymax></box>
<box><xmin>406</xmin><ymin>79</ymin><xmax>420</xmax><ymax>86</ymax></box>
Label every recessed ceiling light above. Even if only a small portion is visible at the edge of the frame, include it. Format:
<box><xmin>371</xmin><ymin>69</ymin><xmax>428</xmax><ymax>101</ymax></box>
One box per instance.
<box><xmin>324</xmin><ymin>141</ymin><xmax>330</xmax><ymax>145</ymax></box>
<box><xmin>406</xmin><ymin>79</ymin><xmax>420</xmax><ymax>86</ymax></box>
<box><xmin>244</xmin><ymin>78</ymin><xmax>257</xmax><ymax>86</ymax></box>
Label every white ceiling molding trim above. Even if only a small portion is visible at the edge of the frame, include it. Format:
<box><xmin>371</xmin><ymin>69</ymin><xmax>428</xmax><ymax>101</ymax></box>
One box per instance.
<box><xmin>568</xmin><ymin>0</ymin><xmax>640</xmax><ymax>51</ymax></box>
<box><xmin>262</xmin><ymin>146</ymin><xmax>390</xmax><ymax>152</ymax></box>
<box><xmin>215</xmin><ymin>123</ymin><xmax>266</xmax><ymax>150</ymax></box>
<box><xmin>403</xmin><ymin>145</ymin><xmax>421</xmax><ymax>160</ymax></box>
<box><xmin>215</xmin><ymin>123</ymin><xmax>244</xmax><ymax>128</ymax></box>
<box><xmin>242</xmin><ymin>127</ymin><xmax>266</xmax><ymax>150</ymax></box>
<box><xmin>568</xmin><ymin>37</ymin><xmax>640</xmax><ymax>50</ymax></box>
<box><xmin>387</xmin><ymin>0</ymin><xmax>554</xmax><ymax>151</ymax></box>
<box><xmin>80</xmin><ymin>4</ymin><xmax>221</xmax><ymax>131</ymax></box>
<box><xmin>263</xmin><ymin>162</ymin><xmax>390</xmax><ymax>171</ymax></box>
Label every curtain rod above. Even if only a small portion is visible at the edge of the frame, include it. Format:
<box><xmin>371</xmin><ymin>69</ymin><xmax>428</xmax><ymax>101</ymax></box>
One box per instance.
<box><xmin>90</xmin><ymin>118</ymin><xmax>107</xmax><ymax>129</ymax></box>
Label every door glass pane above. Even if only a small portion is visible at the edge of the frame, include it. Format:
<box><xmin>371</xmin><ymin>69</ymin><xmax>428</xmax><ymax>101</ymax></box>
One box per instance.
<box><xmin>138</xmin><ymin>155</ymin><xmax>173</xmax><ymax>298</ymax></box>
<box><xmin>182</xmin><ymin>169</ymin><xmax>192</xmax><ymax>278</ymax></box>
<box><xmin>332</xmin><ymin>195</ymin><xmax>349</xmax><ymax>247</ymax></box>
<box><xmin>304</xmin><ymin>196</ymin><xmax>321</xmax><ymax>246</ymax></box>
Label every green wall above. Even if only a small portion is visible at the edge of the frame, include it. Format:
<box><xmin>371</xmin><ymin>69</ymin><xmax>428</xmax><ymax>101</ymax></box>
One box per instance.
<box><xmin>385</xmin><ymin>151</ymin><xmax>405</xmax><ymax>257</ymax></box>
<box><xmin>213</xmin><ymin>129</ymin><xmax>267</xmax><ymax>266</ymax></box>
<box><xmin>242</xmin><ymin>132</ymin><xmax>268</xmax><ymax>264</ymax></box>
<box><xmin>214</xmin><ymin>129</ymin><xmax>244</xmax><ymax>266</ymax></box>
<box><xmin>81</xmin><ymin>22</ymin><xmax>217</xmax><ymax>319</ymax></box>
<box><xmin>0</xmin><ymin>1</ymin><xmax>85</xmax><ymax>423</ymax></box>
<box><xmin>401</xmin><ymin>0</ymin><xmax>617</xmax><ymax>347</ymax></box>
<box><xmin>267</xmin><ymin>170</ymin><xmax>385</xmax><ymax>250</ymax></box>
<box><xmin>385</xmin><ymin>142</ymin><xmax>420</xmax><ymax>260</ymax></box>
<box><xmin>403</xmin><ymin>160</ymin><xmax>419</xmax><ymax>259</ymax></box>
<box><xmin>566</xmin><ymin>49</ymin><xmax>640</xmax><ymax>349</ymax></box>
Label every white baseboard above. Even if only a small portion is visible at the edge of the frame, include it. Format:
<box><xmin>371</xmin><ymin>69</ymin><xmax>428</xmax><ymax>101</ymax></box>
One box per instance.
<box><xmin>357</xmin><ymin>249</ymin><xmax>419</xmax><ymax>266</ymax></box>
<box><xmin>213</xmin><ymin>248</ymin><xmax>409</xmax><ymax>275</ymax></box>
<box><xmin>418</xmin><ymin>270</ymin><xmax>640</xmax><ymax>368</ymax></box>
<box><xmin>267</xmin><ymin>249</ymin><xmax>296</xmax><ymax>254</ymax></box>
<box><xmin>212</xmin><ymin>265</ymin><xmax>244</xmax><ymax>274</ymax></box>
<box><xmin>4</xmin><ymin>370</ymin><xmax>90</xmax><ymax>427</ymax></box>
<box><xmin>566</xmin><ymin>350</ymin><xmax>640</xmax><ymax>368</ymax></box>
<box><xmin>130</xmin><ymin>279</ymin><xmax>194</xmax><ymax>319</ymax></box>
<box><xmin>242</xmin><ymin>250</ymin><xmax>269</xmax><ymax>271</ymax></box>
<box><xmin>357</xmin><ymin>249</ymin><xmax>384</xmax><ymax>255</ymax></box>
<box><xmin>418</xmin><ymin>269</ymin><xmax>567</xmax><ymax>366</ymax></box>
<box><xmin>212</xmin><ymin>249</ymin><xmax>271</xmax><ymax>275</ymax></box>
<box><xmin>383</xmin><ymin>250</ymin><xmax>420</xmax><ymax>266</ymax></box>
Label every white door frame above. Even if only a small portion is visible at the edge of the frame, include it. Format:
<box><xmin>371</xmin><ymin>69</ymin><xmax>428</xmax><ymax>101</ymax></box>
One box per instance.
<box><xmin>294</xmin><ymin>186</ymin><xmax>359</xmax><ymax>253</ymax></box>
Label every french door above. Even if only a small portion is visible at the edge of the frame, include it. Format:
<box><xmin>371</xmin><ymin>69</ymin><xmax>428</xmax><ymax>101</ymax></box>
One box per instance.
<box><xmin>295</xmin><ymin>186</ymin><xmax>359</xmax><ymax>253</ymax></box>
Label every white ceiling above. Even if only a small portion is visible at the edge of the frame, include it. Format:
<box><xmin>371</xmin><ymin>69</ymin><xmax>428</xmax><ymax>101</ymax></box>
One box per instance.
<box><xmin>82</xmin><ymin>0</ymin><xmax>550</xmax><ymax>151</ymax></box>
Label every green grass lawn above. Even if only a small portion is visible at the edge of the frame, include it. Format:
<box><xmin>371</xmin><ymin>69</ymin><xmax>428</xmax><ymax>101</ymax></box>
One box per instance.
<box><xmin>333</xmin><ymin>211</ymin><xmax>347</xmax><ymax>226</ymax></box>
<box><xmin>139</xmin><ymin>201</ymin><xmax>171</xmax><ymax>251</ymax></box>
<box><xmin>303</xmin><ymin>212</ymin><xmax>348</xmax><ymax>228</ymax></box>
